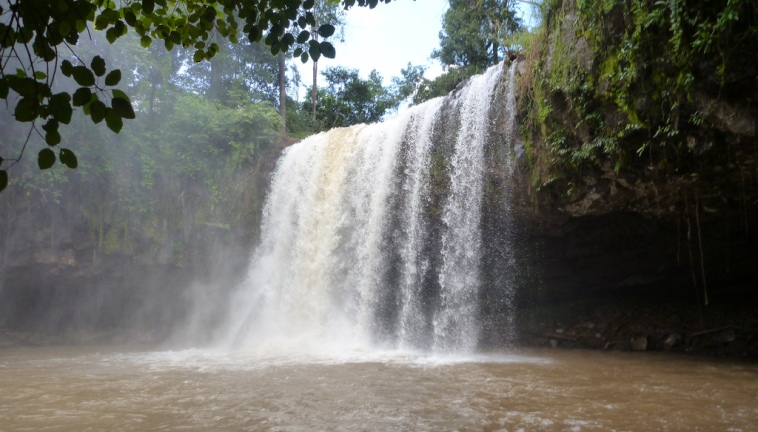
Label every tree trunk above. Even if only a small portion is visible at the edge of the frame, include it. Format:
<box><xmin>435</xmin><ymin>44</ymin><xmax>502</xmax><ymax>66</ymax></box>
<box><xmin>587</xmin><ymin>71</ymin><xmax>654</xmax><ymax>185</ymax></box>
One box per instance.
<box><xmin>278</xmin><ymin>52</ymin><xmax>287</xmax><ymax>135</ymax></box>
<box><xmin>311</xmin><ymin>33</ymin><xmax>319</xmax><ymax>122</ymax></box>
<box><xmin>208</xmin><ymin>32</ymin><xmax>222</xmax><ymax>101</ymax></box>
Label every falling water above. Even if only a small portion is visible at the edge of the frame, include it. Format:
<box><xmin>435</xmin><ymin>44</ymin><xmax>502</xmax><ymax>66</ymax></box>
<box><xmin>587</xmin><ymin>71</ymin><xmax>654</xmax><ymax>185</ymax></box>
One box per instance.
<box><xmin>224</xmin><ymin>62</ymin><xmax>516</xmax><ymax>355</ymax></box>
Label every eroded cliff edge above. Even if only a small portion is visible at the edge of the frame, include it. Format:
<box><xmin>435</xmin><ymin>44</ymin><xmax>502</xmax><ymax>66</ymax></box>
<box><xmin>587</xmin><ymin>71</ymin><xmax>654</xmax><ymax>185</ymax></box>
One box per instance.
<box><xmin>485</xmin><ymin>0</ymin><xmax>758</xmax><ymax>356</ymax></box>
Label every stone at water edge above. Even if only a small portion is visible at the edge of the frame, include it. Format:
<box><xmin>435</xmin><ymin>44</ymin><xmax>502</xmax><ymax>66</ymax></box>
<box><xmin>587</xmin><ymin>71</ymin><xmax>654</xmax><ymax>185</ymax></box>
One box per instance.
<box><xmin>631</xmin><ymin>336</ymin><xmax>649</xmax><ymax>351</ymax></box>
<box><xmin>662</xmin><ymin>334</ymin><xmax>682</xmax><ymax>350</ymax></box>
<box><xmin>712</xmin><ymin>329</ymin><xmax>737</xmax><ymax>344</ymax></box>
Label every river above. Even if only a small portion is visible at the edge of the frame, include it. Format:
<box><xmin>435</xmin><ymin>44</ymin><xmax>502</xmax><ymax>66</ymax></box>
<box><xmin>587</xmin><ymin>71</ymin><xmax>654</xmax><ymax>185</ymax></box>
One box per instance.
<box><xmin>1</xmin><ymin>346</ymin><xmax>756</xmax><ymax>431</ymax></box>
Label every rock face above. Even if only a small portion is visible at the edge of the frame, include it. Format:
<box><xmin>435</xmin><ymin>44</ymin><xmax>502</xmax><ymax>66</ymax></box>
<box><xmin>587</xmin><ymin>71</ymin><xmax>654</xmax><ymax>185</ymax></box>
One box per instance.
<box><xmin>480</xmin><ymin>0</ymin><xmax>758</xmax><ymax>357</ymax></box>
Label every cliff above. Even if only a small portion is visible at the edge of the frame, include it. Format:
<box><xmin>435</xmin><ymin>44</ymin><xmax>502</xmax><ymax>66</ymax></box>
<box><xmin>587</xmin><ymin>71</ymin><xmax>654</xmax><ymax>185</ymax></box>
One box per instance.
<box><xmin>488</xmin><ymin>0</ymin><xmax>758</xmax><ymax>356</ymax></box>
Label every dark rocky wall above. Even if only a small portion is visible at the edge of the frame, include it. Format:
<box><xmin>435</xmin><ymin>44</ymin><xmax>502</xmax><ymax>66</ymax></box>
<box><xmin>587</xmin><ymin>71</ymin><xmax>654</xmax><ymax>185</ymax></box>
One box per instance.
<box><xmin>475</xmin><ymin>10</ymin><xmax>758</xmax><ymax>354</ymax></box>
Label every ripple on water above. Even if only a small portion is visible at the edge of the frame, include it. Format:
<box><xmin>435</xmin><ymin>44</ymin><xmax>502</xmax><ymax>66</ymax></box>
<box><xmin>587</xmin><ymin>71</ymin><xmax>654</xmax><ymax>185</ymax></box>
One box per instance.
<box><xmin>1</xmin><ymin>346</ymin><xmax>757</xmax><ymax>431</ymax></box>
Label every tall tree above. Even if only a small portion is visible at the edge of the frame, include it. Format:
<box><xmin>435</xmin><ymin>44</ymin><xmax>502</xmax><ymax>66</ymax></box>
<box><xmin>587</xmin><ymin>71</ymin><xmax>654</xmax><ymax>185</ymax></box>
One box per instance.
<box><xmin>278</xmin><ymin>52</ymin><xmax>287</xmax><ymax>135</ymax></box>
<box><xmin>306</xmin><ymin>66</ymin><xmax>399</xmax><ymax>131</ymax></box>
<box><xmin>311</xmin><ymin>0</ymin><xmax>345</xmax><ymax>123</ymax></box>
<box><xmin>409</xmin><ymin>0</ymin><xmax>522</xmax><ymax>105</ymax></box>
<box><xmin>434</xmin><ymin>0</ymin><xmax>522</xmax><ymax>68</ymax></box>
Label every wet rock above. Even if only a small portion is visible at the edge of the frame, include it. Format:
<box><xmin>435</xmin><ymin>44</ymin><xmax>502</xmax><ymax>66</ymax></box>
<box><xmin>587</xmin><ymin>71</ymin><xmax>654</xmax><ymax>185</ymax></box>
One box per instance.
<box><xmin>631</xmin><ymin>336</ymin><xmax>649</xmax><ymax>351</ymax></box>
<box><xmin>712</xmin><ymin>329</ymin><xmax>737</xmax><ymax>344</ymax></box>
<box><xmin>662</xmin><ymin>334</ymin><xmax>682</xmax><ymax>350</ymax></box>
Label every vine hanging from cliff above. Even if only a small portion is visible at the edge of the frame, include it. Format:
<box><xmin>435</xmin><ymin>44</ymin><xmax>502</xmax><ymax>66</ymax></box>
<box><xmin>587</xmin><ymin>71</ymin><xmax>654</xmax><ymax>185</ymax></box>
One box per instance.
<box><xmin>521</xmin><ymin>0</ymin><xmax>757</xmax><ymax>192</ymax></box>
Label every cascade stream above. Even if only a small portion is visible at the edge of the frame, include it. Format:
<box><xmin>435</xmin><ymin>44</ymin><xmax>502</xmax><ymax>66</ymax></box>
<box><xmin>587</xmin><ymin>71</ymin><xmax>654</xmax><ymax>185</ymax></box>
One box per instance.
<box><xmin>224</xmin><ymin>62</ymin><xmax>517</xmax><ymax>355</ymax></box>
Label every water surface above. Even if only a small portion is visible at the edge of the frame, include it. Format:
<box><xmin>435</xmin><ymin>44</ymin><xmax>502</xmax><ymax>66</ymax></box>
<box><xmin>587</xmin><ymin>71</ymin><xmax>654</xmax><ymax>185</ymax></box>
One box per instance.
<box><xmin>1</xmin><ymin>346</ymin><xmax>756</xmax><ymax>431</ymax></box>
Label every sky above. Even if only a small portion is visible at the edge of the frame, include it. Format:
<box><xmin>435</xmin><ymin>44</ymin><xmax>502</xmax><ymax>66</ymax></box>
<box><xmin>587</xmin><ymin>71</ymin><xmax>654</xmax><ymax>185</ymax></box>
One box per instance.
<box><xmin>293</xmin><ymin>0</ymin><xmax>449</xmax><ymax>98</ymax></box>
<box><xmin>291</xmin><ymin>0</ymin><xmax>537</xmax><ymax>100</ymax></box>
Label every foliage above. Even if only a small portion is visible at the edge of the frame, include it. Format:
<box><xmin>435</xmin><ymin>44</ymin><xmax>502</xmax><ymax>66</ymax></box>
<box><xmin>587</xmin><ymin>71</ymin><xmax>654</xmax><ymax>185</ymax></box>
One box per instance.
<box><xmin>290</xmin><ymin>0</ymin><xmax>346</xmax><ymax>64</ymax></box>
<box><xmin>0</xmin><ymin>0</ymin><xmax>391</xmax><ymax>192</ymax></box>
<box><xmin>305</xmin><ymin>66</ymin><xmax>400</xmax><ymax>131</ymax></box>
<box><xmin>0</xmin><ymin>76</ymin><xmax>282</xmax><ymax>267</ymax></box>
<box><xmin>410</xmin><ymin>0</ymin><xmax>522</xmax><ymax>105</ymax></box>
<box><xmin>522</xmin><ymin>0</ymin><xmax>758</xmax><ymax>188</ymax></box>
<box><xmin>413</xmin><ymin>65</ymin><xmax>478</xmax><ymax>104</ymax></box>
<box><xmin>174</xmin><ymin>32</ymin><xmax>280</xmax><ymax>106</ymax></box>
<box><xmin>390</xmin><ymin>62</ymin><xmax>426</xmax><ymax>103</ymax></box>
<box><xmin>434</xmin><ymin>0</ymin><xmax>522</xmax><ymax>68</ymax></box>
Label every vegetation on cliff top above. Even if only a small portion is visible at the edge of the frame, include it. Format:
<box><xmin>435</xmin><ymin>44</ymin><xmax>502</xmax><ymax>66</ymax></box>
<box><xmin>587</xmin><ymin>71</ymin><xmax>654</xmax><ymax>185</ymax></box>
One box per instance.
<box><xmin>518</xmin><ymin>0</ymin><xmax>757</xmax><ymax>194</ymax></box>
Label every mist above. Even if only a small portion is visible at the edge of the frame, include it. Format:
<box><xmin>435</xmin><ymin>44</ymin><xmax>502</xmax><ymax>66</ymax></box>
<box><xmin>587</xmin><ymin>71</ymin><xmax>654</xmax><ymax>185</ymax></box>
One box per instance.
<box><xmin>0</xmin><ymin>29</ymin><xmax>284</xmax><ymax>347</ymax></box>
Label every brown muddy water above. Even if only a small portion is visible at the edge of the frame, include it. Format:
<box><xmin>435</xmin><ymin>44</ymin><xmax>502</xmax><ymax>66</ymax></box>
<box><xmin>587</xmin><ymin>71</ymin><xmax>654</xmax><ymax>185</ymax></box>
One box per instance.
<box><xmin>0</xmin><ymin>346</ymin><xmax>756</xmax><ymax>431</ymax></box>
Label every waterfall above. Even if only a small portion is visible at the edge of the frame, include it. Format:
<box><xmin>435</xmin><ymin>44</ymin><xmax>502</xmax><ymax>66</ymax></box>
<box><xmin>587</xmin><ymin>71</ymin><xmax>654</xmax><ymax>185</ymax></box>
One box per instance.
<box><xmin>223</xmin><ymin>62</ymin><xmax>517</xmax><ymax>355</ymax></box>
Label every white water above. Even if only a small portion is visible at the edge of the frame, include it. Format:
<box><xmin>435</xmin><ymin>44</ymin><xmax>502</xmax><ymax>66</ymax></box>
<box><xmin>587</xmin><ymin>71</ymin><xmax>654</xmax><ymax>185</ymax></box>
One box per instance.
<box><xmin>222</xmin><ymin>63</ymin><xmax>512</xmax><ymax>356</ymax></box>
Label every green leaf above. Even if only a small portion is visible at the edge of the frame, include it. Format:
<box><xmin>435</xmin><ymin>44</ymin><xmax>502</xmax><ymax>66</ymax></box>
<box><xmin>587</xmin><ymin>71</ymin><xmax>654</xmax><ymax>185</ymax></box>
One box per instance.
<box><xmin>90</xmin><ymin>100</ymin><xmax>107</xmax><ymax>123</ymax></box>
<box><xmin>42</xmin><ymin>118</ymin><xmax>59</xmax><ymax>133</ymax></box>
<box><xmin>59</xmin><ymin>148</ymin><xmax>78</xmax><ymax>169</ymax></box>
<box><xmin>72</xmin><ymin>87</ymin><xmax>92</xmax><ymax>107</ymax></box>
<box><xmin>38</xmin><ymin>148</ymin><xmax>56</xmax><ymax>170</ymax></box>
<box><xmin>105</xmin><ymin>108</ymin><xmax>123</xmax><ymax>133</ymax></box>
<box><xmin>303</xmin><ymin>0</ymin><xmax>314</xmax><ymax>9</ymax></box>
<box><xmin>193</xmin><ymin>49</ymin><xmax>204</xmax><ymax>62</ymax></box>
<box><xmin>61</xmin><ymin>60</ymin><xmax>73</xmax><ymax>77</ymax></box>
<box><xmin>320</xmin><ymin>41</ymin><xmax>336</xmax><ymax>59</ymax></box>
<box><xmin>124</xmin><ymin>10</ymin><xmax>137</xmax><ymax>27</ymax></box>
<box><xmin>0</xmin><ymin>170</ymin><xmax>7</xmax><ymax>192</ymax></box>
<box><xmin>91</xmin><ymin>56</ymin><xmax>106</xmax><ymax>76</ymax></box>
<box><xmin>14</xmin><ymin>97</ymin><xmax>37</xmax><ymax>122</ymax></box>
<box><xmin>106</xmin><ymin>27</ymin><xmax>119</xmax><ymax>44</ymax></box>
<box><xmin>0</xmin><ymin>80</ymin><xmax>8</xmax><ymax>99</ymax></box>
<box><xmin>49</xmin><ymin>93</ymin><xmax>73</xmax><ymax>124</ymax></box>
<box><xmin>34</xmin><ymin>71</ymin><xmax>47</xmax><ymax>80</ymax></box>
<box><xmin>294</xmin><ymin>47</ymin><xmax>303</xmax><ymax>57</ymax></box>
<box><xmin>140</xmin><ymin>35</ymin><xmax>152</xmax><ymax>48</ymax></box>
<box><xmin>112</xmin><ymin>97</ymin><xmax>135</xmax><ymax>119</ymax></box>
<box><xmin>282</xmin><ymin>33</ymin><xmax>295</xmax><ymax>46</ymax></box>
<box><xmin>42</xmin><ymin>119</ymin><xmax>60</xmax><ymax>146</ymax></box>
<box><xmin>94</xmin><ymin>14</ymin><xmax>110</xmax><ymax>30</ymax></box>
<box><xmin>112</xmin><ymin>89</ymin><xmax>130</xmax><ymax>102</ymax></box>
<box><xmin>296</xmin><ymin>30</ymin><xmax>310</xmax><ymax>44</ymax></box>
<box><xmin>72</xmin><ymin>66</ymin><xmax>95</xmax><ymax>86</ymax></box>
<box><xmin>9</xmin><ymin>77</ymin><xmax>37</xmax><ymax>98</ymax></box>
<box><xmin>301</xmin><ymin>52</ymin><xmax>309</xmax><ymax>63</ymax></box>
<box><xmin>59</xmin><ymin>20</ymin><xmax>71</xmax><ymax>37</ymax></box>
<box><xmin>308</xmin><ymin>40</ymin><xmax>320</xmax><ymax>62</ymax></box>
<box><xmin>318</xmin><ymin>24</ymin><xmax>335</xmax><ymax>38</ymax></box>
<box><xmin>143</xmin><ymin>0</ymin><xmax>154</xmax><ymax>14</ymax></box>
<box><xmin>104</xmin><ymin>69</ymin><xmax>121</xmax><ymax>86</ymax></box>
<box><xmin>45</xmin><ymin>129</ymin><xmax>62</xmax><ymax>146</ymax></box>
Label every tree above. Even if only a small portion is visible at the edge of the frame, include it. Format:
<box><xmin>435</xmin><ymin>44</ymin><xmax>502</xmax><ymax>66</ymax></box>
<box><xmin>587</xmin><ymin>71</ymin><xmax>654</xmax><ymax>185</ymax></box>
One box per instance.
<box><xmin>305</xmin><ymin>66</ymin><xmax>399</xmax><ymax>131</ymax></box>
<box><xmin>173</xmin><ymin>31</ymin><xmax>280</xmax><ymax>106</ymax></box>
<box><xmin>0</xmin><ymin>0</ymin><xmax>389</xmax><ymax>192</ymax></box>
<box><xmin>286</xmin><ymin>0</ymin><xmax>346</xmax><ymax>122</ymax></box>
<box><xmin>409</xmin><ymin>0</ymin><xmax>522</xmax><ymax>106</ymax></box>
<box><xmin>434</xmin><ymin>0</ymin><xmax>522</xmax><ymax>68</ymax></box>
<box><xmin>390</xmin><ymin>62</ymin><xmax>427</xmax><ymax>105</ymax></box>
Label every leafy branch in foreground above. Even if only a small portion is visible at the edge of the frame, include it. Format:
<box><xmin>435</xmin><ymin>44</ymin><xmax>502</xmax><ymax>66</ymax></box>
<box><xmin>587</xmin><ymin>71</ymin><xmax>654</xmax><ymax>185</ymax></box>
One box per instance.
<box><xmin>0</xmin><ymin>0</ymin><xmax>390</xmax><ymax>192</ymax></box>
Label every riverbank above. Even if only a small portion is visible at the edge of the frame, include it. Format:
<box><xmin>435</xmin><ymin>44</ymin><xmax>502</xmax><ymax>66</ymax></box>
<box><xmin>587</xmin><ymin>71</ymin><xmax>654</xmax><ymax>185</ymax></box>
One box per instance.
<box><xmin>505</xmin><ymin>280</ymin><xmax>758</xmax><ymax>359</ymax></box>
